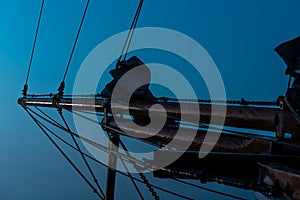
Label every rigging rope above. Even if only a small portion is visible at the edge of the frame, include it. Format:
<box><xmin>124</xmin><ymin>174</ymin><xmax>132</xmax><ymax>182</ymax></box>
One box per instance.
<box><xmin>32</xmin><ymin>104</ymin><xmax>300</xmax><ymax>159</ymax></box>
<box><xmin>22</xmin><ymin>106</ymin><xmax>104</xmax><ymax>200</ymax></box>
<box><xmin>123</xmin><ymin>0</ymin><xmax>144</xmax><ymax>62</ymax></box>
<box><xmin>25</xmin><ymin>105</ymin><xmax>194</xmax><ymax>200</ymax></box>
<box><xmin>57</xmin><ymin>108</ymin><xmax>105</xmax><ymax>197</ymax></box>
<box><xmin>27</xmin><ymin>105</ymin><xmax>157</xmax><ymax>168</ymax></box>
<box><xmin>57</xmin><ymin>0</ymin><xmax>91</xmax><ymax>96</ymax></box>
<box><xmin>25</xmin><ymin>104</ymin><xmax>296</xmax><ymax>200</ymax></box>
<box><xmin>117</xmin><ymin>0</ymin><xmax>144</xmax><ymax>67</ymax></box>
<box><xmin>118</xmin><ymin>151</ymin><xmax>145</xmax><ymax>200</ymax></box>
<box><xmin>22</xmin><ymin>0</ymin><xmax>45</xmax><ymax>97</ymax></box>
<box><xmin>36</xmin><ymin>103</ymin><xmax>160</xmax><ymax>199</ymax></box>
<box><xmin>33</xmin><ymin>98</ymin><xmax>281</xmax><ymax>154</ymax></box>
<box><xmin>35</xmin><ymin>106</ymin><xmax>65</xmax><ymax>129</ymax></box>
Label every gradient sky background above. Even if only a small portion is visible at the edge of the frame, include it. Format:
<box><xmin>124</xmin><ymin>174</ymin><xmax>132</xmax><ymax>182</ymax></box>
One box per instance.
<box><xmin>1</xmin><ymin>0</ymin><xmax>300</xmax><ymax>200</ymax></box>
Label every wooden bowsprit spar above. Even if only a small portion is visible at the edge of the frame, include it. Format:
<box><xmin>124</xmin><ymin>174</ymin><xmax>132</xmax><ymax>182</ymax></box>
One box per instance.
<box><xmin>18</xmin><ymin>96</ymin><xmax>300</xmax><ymax>137</ymax></box>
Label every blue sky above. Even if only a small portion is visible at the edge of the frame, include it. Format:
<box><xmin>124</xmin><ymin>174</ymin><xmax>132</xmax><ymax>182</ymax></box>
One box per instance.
<box><xmin>1</xmin><ymin>0</ymin><xmax>300</xmax><ymax>199</ymax></box>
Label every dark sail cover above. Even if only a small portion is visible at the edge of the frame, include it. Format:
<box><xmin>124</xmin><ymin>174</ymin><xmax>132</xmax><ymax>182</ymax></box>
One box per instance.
<box><xmin>100</xmin><ymin>56</ymin><xmax>155</xmax><ymax>100</ymax></box>
<box><xmin>275</xmin><ymin>36</ymin><xmax>300</xmax><ymax>78</ymax></box>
